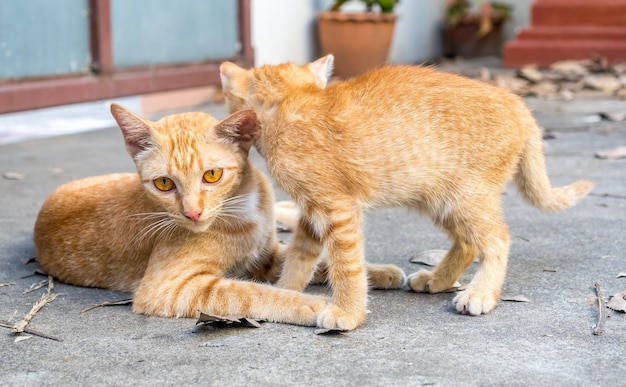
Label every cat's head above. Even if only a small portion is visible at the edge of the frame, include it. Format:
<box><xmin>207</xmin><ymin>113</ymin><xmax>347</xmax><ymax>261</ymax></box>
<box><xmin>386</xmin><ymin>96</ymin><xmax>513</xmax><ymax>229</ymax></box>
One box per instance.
<box><xmin>110</xmin><ymin>103</ymin><xmax>258</xmax><ymax>233</ymax></box>
<box><xmin>219</xmin><ymin>55</ymin><xmax>334</xmax><ymax>113</ymax></box>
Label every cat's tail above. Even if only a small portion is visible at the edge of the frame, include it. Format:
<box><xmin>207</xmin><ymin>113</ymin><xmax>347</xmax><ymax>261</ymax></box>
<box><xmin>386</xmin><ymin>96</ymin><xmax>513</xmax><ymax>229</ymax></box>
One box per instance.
<box><xmin>514</xmin><ymin>134</ymin><xmax>593</xmax><ymax>212</ymax></box>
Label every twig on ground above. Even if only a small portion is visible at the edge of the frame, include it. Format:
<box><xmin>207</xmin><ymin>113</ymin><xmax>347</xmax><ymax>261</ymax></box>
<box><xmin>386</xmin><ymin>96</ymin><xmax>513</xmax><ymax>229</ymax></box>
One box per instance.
<box><xmin>21</xmin><ymin>256</ymin><xmax>36</xmax><ymax>265</ymax></box>
<box><xmin>593</xmin><ymin>282</ymin><xmax>606</xmax><ymax>336</ymax></box>
<box><xmin>81</xmin><ymin>298</ymin><xmax>133</xmax><ymax>313</ymax></box>
<box><xmin>23</xmin><ymin>279</ymin><xmax>49</xmax><ymax>294</ymax></box>
<box><xmin>0</xmin><ymin>320</ymin><xmax>63</xmax><ymax>342</ymax></box>
<box><xmin>589</xmin><ymin>192</ymin><xmax>626</xmax><ymax>200</ymax></box>
<box><xmin>0</xmin><ymin>276</ymin><xmax>62</xmax><ymax>342</ymax></box>
<box><xmin>0</xmin><ymin>283</ymin><xmax>15</xmax><ymax>287</ymax></box>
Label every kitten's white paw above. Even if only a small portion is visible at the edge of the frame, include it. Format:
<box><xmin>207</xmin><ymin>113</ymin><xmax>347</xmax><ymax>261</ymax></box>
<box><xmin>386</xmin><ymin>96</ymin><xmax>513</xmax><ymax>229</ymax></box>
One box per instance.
<box><xmin>407</xmin><ymin>270</ymin><xmax>453</xmax><ymax>293</ymax></box>
<box><xmin>453</xmin><ymin>289</ymin><xmax>498</xmax><ymax>315</ymax></box>
<box><xmin>316</xmin><ymin>304</ymin><xmax>364</xmax><ymax>331</ymax></box>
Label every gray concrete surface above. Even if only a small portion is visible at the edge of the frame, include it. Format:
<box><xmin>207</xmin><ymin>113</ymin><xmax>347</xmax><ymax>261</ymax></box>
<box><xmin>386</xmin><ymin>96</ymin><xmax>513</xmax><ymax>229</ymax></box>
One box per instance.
<box><xmin>1</xmin><ymin>92</ymin><xmax>625</xmax><ymax>386</ymax></box>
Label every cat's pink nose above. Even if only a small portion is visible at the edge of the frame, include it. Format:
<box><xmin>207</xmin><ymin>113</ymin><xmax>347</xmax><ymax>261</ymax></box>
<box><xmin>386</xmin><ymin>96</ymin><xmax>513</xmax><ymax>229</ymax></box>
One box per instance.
<box><xmin>183</xmin><ymin>210</ymin><xmax>202</xmax><ymax>222</ymax></box>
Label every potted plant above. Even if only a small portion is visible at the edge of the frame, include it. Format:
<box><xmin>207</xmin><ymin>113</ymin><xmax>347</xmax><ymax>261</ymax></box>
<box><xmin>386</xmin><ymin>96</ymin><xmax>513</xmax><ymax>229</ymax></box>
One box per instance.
<box><xmin>317</xmin><ymin>0</ymin><xmax>400</xmax><ymax>78</ymax></box>
<box><xmin>442</xmin><ymin>0</ymin><xmax>513</xmax><ymax>58</ymax></box>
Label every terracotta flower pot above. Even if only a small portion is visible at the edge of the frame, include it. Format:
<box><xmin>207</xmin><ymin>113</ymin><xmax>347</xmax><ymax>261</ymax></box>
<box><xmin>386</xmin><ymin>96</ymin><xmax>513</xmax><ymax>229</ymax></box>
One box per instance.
<box><xmin>317</xmin><ymin>11</ymin><xmax>397</xmax><ymax>78</ymax></box>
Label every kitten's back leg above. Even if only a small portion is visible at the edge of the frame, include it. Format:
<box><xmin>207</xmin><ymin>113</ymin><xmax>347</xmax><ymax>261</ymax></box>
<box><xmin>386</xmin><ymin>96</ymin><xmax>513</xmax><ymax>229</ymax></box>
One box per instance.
<box><xmin>409</xmin><ymin>197</ymin><xmax>509</xmax><ymax>315</ymax></box>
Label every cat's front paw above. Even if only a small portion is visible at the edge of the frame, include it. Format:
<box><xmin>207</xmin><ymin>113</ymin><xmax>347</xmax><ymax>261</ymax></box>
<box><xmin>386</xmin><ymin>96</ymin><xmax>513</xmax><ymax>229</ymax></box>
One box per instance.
<box><xmin>297</xmin><ymin>296</ymin><xmax>331</xmax><ymax>326</ymax></box>
<box><xmin>316</xmin><ymin>304</ymin><xmax>365</xmax><ymax>331</ymax></box>
<box><xmin>368</xmin><ymin>264</ymin><xmax>406</xmax><ymax>289</ymax></box>
<box><xmin>407</xmin><ymin>270</ymin><xmax>453</xmax><ymax>293</ymax></box>
<box><xmin>453</xmin><ymin>288</ymin><xmax>498</xmax><ymax>315</ymax></box>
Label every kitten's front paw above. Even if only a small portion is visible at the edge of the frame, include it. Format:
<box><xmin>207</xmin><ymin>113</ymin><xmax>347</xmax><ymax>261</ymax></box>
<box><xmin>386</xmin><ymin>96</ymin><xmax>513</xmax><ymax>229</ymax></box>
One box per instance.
<box><xmin>453</xmin><ymin>289</ymin><xmax>498</xmax><ymax>315</ymax></box>
<box><xmin>407</xmin><ymin>270</ymin><xmax>453</xmax><ymax>293</ymax></box>
<box><xmin>317</xmin><ymin>304</ymin><xmax>365</xmax><ymax>331</ymax></box>
<box><xmin>368</xmin><ymin>264</ymin><xmax>406</xmax><ymax>289</ymax></box>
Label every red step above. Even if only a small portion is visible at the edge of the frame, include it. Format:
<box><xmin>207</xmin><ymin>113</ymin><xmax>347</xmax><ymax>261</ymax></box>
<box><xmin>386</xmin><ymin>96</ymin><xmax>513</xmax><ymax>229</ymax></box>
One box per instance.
<box><xmin>503</xmin><ymin>0</ymin><xmax>626</xmax><ymax>68</ymax></box>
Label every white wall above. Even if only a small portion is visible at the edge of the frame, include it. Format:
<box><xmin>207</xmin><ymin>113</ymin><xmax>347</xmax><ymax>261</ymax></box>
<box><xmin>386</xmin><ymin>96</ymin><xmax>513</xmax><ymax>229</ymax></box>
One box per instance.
<box><xmin>250</xmin><ymin>0</ymin><xmax>318</xmax><ymax>66</ymax></box>
<box><xmin>251</xmin><ymin>0</ymin><xmax>533</xmax><ymax>67</ymax></box>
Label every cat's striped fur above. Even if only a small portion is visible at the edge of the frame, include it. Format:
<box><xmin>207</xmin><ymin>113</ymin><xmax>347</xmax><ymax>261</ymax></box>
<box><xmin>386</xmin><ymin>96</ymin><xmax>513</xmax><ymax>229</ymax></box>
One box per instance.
<box><xmin>219</xmin><ymin>56</ymin><xmax>593</xmax><ymax>330</ymax></box>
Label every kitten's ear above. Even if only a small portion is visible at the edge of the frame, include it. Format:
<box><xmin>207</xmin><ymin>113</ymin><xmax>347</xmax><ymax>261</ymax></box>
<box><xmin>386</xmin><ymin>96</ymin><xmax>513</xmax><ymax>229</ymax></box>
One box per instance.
<box><xmin>214</xmin><ymin>110</ymin><xmax>257</xmax><ymax>153</ymax></box>
<box><xmin>110</xmin><ymin>103</ymin><xmax>155</xmax><ymax>157</ymax></box>
<box><xmin>307</xmin><ymin>55</ymin><xmax>334</xmax><ymax>88</ymax></box>
<box><xmin>220</xmin><ymin>61</ymin><xmax>246</xmax><ymax>90</ymax></box>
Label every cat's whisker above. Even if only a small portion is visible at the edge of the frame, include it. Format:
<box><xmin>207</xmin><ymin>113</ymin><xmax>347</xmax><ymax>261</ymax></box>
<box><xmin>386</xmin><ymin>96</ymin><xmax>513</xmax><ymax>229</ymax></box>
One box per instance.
<box><xmin>125</xmin><ymin>212</ymin><xmax>169</xmax><ymax>221</ymax></box>
<box><xmin>134</xmin><ymin>217</ymin><xmax>175</xmax><ymax>245</ymax></box>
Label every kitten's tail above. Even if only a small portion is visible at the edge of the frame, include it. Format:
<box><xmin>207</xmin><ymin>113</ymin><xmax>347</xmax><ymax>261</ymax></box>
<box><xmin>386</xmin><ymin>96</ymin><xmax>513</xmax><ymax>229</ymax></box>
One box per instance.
<box><xmin>514</xmin><ymin>134</ymin><xmax>593</xmax><ymax>211</ymax></box>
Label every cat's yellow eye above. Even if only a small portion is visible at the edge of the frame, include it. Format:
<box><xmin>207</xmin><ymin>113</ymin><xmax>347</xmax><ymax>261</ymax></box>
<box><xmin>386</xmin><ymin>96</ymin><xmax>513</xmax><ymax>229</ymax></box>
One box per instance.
<box><xmin>153</xmin><ymin>177</ymin><xmax>175</xmax><ymax>191</ymax></box>
<box><xmin>203</xmin><ymin>169</ymin><xmax>223</xmax><ymax>184</ymax></box>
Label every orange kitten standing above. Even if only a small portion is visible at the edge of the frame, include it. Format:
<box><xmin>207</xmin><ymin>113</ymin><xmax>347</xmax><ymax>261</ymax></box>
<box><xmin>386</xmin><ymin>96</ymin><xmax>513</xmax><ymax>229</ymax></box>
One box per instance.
<box><xmin>220</xmin><ymin>56</ymin><xmax>593</xmax><ymax>330</ymax></box>
<box><xmin>34</xmin><ymin>104</ymin><xmax>329</xmax><ymax>325</ymax></box>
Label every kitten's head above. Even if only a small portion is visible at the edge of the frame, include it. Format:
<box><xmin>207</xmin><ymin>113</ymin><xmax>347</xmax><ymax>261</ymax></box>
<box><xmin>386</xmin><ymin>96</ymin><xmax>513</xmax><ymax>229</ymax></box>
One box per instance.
<box><xmin>219</xmin><ymin>55</ymin><xmax>334</xmax><ymax>113</ymax></box>
<box><xmin>110</xmin><ymin>103</ymin><xmax>257</xmax><ymax>233</ymax></box>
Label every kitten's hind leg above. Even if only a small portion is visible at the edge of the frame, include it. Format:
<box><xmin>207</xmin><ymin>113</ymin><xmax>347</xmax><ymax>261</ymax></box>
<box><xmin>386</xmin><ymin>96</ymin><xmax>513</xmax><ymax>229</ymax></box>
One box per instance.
<box><xmin>452</xmin><ymin>216</ymin><xmax>509</xmax><ymax>316</ymax></box>
<box><xmin>408</xmin><ymin>203</ymin><xmax>509</xmax><ymax>316</ymax></box>
<box><xmin>408</xmin><ymin>239</ymin><xmax>478</xmax><ymax>294</ymax></box>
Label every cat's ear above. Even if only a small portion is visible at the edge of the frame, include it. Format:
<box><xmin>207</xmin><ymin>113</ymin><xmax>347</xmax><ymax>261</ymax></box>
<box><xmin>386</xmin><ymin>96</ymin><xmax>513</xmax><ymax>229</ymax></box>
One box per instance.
<box><xmin>110</xmin><ymin>103</ymin><xmax>155</xmax><ymax>157</ymax></box>
<box><xmin>214</xmin><ymin>110</ymin><xmax>257</xmax><ymax>153</ymax></box>
<box><xmin>220</xmin><ymin>61</ymin><xmax>246</xmax><ymax>91</ymax></box>
<box><xmin>307</xmin><ymin>55</ymin><xmax>334</xmax><ymax>88</ymax></box>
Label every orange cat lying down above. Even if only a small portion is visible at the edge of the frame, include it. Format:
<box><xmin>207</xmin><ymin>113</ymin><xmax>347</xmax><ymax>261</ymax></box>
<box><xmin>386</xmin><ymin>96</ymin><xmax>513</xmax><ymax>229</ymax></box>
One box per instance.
<box><xmin>220</xmin><ymin>55</ymin><xmax>592</xmax><ymax>330</ymax></box>
<box><xmin>34</xmin><ymin>104</ymin><xmax>403</xmax><ymax>326</ymax></box>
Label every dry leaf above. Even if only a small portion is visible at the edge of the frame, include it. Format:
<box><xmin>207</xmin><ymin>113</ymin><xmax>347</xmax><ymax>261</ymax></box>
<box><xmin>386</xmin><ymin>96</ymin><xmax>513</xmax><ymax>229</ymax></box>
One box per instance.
<box><xmin>3</xmin><ymin>172</ymin><xmax>25</xmax><ymax>180</ymax></box>
<box><xmin>14</xmin><ymin>335</ymin><xmax>32</xmax><ymax>343</ymax></box>
<box><xmin>607</xmin><ymin>290</ymin><xmax>626</xmax><ymax>313</ymax></box>
<box><xmin>612</xmin><ymin>62</ymin><xmax>626</xmax><ymax>76</ymax></box>
<box><xmin>617</xmin><ymin>272</ymin><xmax>626</xmax><ymax>278</ymax></box>
<box><xmin>526</xmin><ymin>82</ymin><xmax>559</xmax><ymax>97</ymax></box>
<box><xmin>494</xmin><ymin>75</ymin><xmax>528</xmax><ymax>94</ymax></box>
<box><xmin>409</xmin><ymin>250</ymin><xmax>447</xmax><ymax>266</ymax></box>
<box><xmin>595</xmin><ymin>146</ymin><xmax>626</xmax><ymax>160</ymax></box>
<box><xmin>518</xmin><ymin>65</ymin><xmax>543</xmax><ymax>83</ymax></box>
<box><xmin>501</xmin><ymin>294</ymin><xmax>531</xmax><ymax>303</ymax></box>
<box><xmin>550</xmin><ymin>60</ymin><xmax>589</xmax><ymax>77</ymax></box>
<box><xmin>616</xmin><ymin>88</ymin><xmax>626</xmax><ymax>100</ymax></box>
<box><xmin>599</xmin><ymin>112</ymin><xmax>626</xmax><ymax>122</ymax></box>
<box><xmin>584</xmin><ymin>75</ymin><xmax>622</xmax><ymax>93</ymax></box>
<box><xmin>542</xmin><ymin>130</ymin><xmax>560</xmax><ymax>140</ymax></box>
<box><xmin>314</xmin><ymin>328</ymin><xmax>347</xmax><ymax>335</ymax></box>
<box><xmin>196</xmin><ymin>312</ymin><xmax>262</xmax><ymax>328</ymax></box>
<box><xmin>81</xmin><ymin>299</ymin><xmax>133</xmax><ymax>313</ymax></box>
